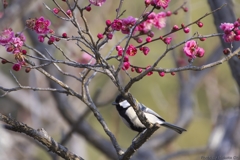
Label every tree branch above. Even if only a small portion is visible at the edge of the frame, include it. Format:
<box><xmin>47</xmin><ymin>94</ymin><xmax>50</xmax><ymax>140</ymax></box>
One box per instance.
<box><xmin>0</xmin><ymin>113</ymin><xmax>84</xmax><ymax>160</ymax></box>
<box><xmin>120</xmin><ymin>124</ymin><xmax>160</xmax><ymax>160</ymax></box>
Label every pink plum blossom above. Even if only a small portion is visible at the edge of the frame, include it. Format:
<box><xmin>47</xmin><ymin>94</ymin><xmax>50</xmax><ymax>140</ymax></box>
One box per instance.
<box><xmin>53</xmin><ymin>8</ymin><xmax>60</xmax><ymax>14</ymax></box>
<box><xmin>152</xmin><ymin>0</ymin><xmax>171</xmax><ymax>9</ymax></box>
<box><xmin>12</xmin><ymin>37</ymin><xmax>23</xmax><ymax>48</ymax></box>
<box><xmin>136</xmin><ymin>68</ymin><xmax>143</xmax><ymax>73</ymax></box>
<box><xmin>183</xmin><ymin>40</ymin><xmax>198</xmax><ymax>58</ymax></box>
<box><xmin>121</xmin><ymin>16</ymin><xmax>136</xmax><ymax>34</ymax></box>
<box><xmin>234</xmin><ymin>35</ymin><xmax>240</xmax><ymax>41</ymax></box>
<box><xmin>220</xmin><ymin>23</ymin><xmax>234</xmax><ymax>34</ymax></box>
<box><xmin>142</xmin><ymin>46</ymin><xmax>150</xmax><ymax>55</ymax></box>
<box><xmin>196</xmin><ymin>47</ymin><xmax>205</xmax><ymax>58</ymax></box>
<box><xmin>183</xmin><ymin>40</ymin><xmax>205</xmax><ymax>58</ymax></box>
<box><xmin>135</xmin><ymin>21</ymin><xmax>152</xmax><ymax>33</ymax></box>
<box><xmin>135</xmin><ymin>13</ymin><xmax>156</xmax><ymax>33</ymax></box>
<box><xmin>66</xmin><ymin>10</ymin><xmax>72</xmax><ymax>17</ymax></box>
<box><xmin>34</xmin><ymin>16</ymin><xmax>51</xmax><ymax>34</ymax></box>
<box><xmin>153</xmin><ymin>12</ymin><xmax>166</xmax><ymax>29</ymax></box>
<box><xmin>126</xmin><ymin>44</ymin><xmax>137</xmax><ymax>56</ymax></box>
<box><xmin>222</xmin><ymin>33</ymin><xmax>235</xmax><ymax>43</ymax></box>
<box><xmin>38</xmin><ymin>35</ymin><xmax>45</xmax><ymax>43</ymax></box>
<box><xmin>122</xmin><ymin>62</ymin><xmax>130</xmax><ymax>70</ymax></box>
<box><xmin>12</xmin><ymin>63</ymin><xmax>21</xmax><ymax>71</ymax></box>
<box><xmin>159</xmin><ymin>71</ymin><xmax>165</xmax><ymax>77</ymax></box>
<box><xmin>163</xmin><ymin>37</ymin><xmax>172</xmax><ymax>44</ymax></box>
<box><xmin>219</xmin><ymin>22</ymin><xmax>237</xmax><ymax>43</ymax></box>
<box><xmin>0</xmin><ymin>28</ymin><xmax>14</xmax><ymax>45</ymax></box>
<box><xmin>0</xmin><ymin>28</ymin><xmax>26</xmax><ymax>55</ymax></box>
<box><xmin>145</xmin><ymin>0</ymin><xmax>152</xmax><ymax>6</ymax></box>
<box><xmin>146</xmin><ymin>66</ymin><xmax>153</xmax><ymax>76</ymax></box>
<box><xmin>89</xmin><ymin>0</ymin><xmax>106</xmax><ymax>6</ymax></box>
<box><xmin>122</xmin><ymin>16</ymin><xmax>136</xmax><ymax>27</ymax></box>
<box><xmin>16</xmin><ymin>32</ymin><xmax>26</xmax><ymax>42</ymax></box>
<box><xmin>111</xmin><ymin>19</ymin><xmax>123</xmax><ymax>31</ymax></box>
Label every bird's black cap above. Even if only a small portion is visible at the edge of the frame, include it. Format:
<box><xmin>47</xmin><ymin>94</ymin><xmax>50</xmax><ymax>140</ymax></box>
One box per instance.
<box><xmin>112</xmin><ymin>94</ymin><xmax>125</xmax><ymax>105</ymax></box>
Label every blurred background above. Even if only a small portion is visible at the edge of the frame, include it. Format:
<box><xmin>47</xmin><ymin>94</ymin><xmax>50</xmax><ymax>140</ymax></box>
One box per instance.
<box><xmin>0</xmin><ymin>0</ymin><xmax>240</xmax><ymax>160</ymax></box>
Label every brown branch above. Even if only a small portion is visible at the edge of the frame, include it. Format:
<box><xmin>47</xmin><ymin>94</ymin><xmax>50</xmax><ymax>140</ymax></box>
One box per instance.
<box><xmin>36</xmin><ymin>67</ymin><xmax>123</xmax><ymax>156</ymax></box>
<box><xmin>84</xmin><ymin>84</ymin><xmax>124</xmax><ymax>156</ymax></box>
<box><xmin>60</xmin><ymin>108</ymin><xmax>91</xmax><ymax>145</ymax></box>
<box><xmin>120</xmin><ymin>124</ymin><xmax>160</xmax><ymax>160</ymax></box>
<box><xmin>0</xmin><ymin>113</ymin><xmax>84</xmax><ymax>160</ymax></box>
<box><xmin>153</xmin><ymin>47</ymin><xmax>240</xmax><ymax>72</ymax></box>
<box><xmin>0</xmin><ymin>85</ymin><xmax>68</xmax><ymax>97</ymax></box>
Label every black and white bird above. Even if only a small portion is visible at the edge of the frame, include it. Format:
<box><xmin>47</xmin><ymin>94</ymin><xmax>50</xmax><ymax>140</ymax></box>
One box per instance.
<box><xmin>112</xmin><ymin>94</ymin><xmax>186</xmax><ymax>134</ymax></box>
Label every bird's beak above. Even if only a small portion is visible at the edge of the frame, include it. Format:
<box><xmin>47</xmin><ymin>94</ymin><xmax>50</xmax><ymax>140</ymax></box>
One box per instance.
<box><xmin>112</xmin><ymin>102</ymin><xmax>118</xmax><ymax>105</ymax></box>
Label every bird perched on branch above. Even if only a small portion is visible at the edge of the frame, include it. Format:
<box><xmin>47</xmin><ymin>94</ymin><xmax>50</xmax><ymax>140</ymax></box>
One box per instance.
<box><xmin>112</xmin><ymin>94</ymin><xmax>186</xmax><ymax>134</ymax></box>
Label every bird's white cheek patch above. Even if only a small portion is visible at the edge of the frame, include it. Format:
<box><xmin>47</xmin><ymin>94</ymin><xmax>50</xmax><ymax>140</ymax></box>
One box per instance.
<box><xmin>119</xmin><ymin>100</ymin><xmax>130</xmax><ymax>108</ymax></box>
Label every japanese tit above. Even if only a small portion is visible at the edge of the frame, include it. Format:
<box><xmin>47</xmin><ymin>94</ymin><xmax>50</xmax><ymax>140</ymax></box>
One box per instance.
<box><xmin>112</xmin><ymin>95</ymin><xmax>186</xmax><ymax>134</ymax></box>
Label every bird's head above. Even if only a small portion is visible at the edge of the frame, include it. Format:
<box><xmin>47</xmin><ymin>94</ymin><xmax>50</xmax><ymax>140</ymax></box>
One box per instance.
<box><xmin>112</xmin><ymin>94</ymin><xmax>131</xmax><ymax>108</ymax></box>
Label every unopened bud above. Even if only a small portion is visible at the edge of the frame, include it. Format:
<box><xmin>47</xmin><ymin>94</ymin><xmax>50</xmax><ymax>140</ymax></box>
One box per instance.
<box><xmin>223</xmin><ymin>48</ymin><xmax>231</xmax><ymax>55</ymax></box>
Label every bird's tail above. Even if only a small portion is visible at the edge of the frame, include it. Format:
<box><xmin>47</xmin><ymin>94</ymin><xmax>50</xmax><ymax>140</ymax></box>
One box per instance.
<box><xmin>161</xmin><ymin>122</ymin><xmax>186</xmax><ymax>134</ymax></box>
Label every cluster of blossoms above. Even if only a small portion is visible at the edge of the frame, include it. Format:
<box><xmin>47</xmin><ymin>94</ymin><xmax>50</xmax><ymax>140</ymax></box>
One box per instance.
<box><xmin>0</xmin><ymin>16</ymin><xmax>56</xmax><ymax>72</ymax></box>
<box><xmin>26</xmin><ymin>16</ymin><xmax>55</xmax><ymax>44</ymax></box>
<box><xmin>97</xmin><ymin>7</ymin><xmax>172</xmax><ymax>76</ymax></box>
<box><xmin>220</xmin><ymin>18</ymin><xmax>240</xmax><ymax>43</ymax></box>
<box><xmin>110</xmin><ymin>13</ymin><xmax>173</xmax><ymax>74</ymax></box>
<box><xmin>95</xmin><ymin>0</ymin><xmax>172</xmax><ymax>42</ymax></box>
<box><xmin>92</xmin><ymin>0</ymin><xmax>171</xmax><ymax>41</ymax></box>
<box><xmin>113</xmin><ymin>12</ymin><xmax>167</xmax><ymax>35</ymax></box>
<box><xmin>116</xmin><ymin>44</ymin><xmax>152</xmax><ymax>71</ymax></box>
<box><xmin>116</xmin><ymin>45</ymin><xmax>144</xmax><ymax>72</ymax></box>
<box><xmin>135</xmin><ymin>12</ymin><xmax>167</xmax><ymax>34</ymax></box>
<box><xmin>98</xmin><ymin>12</ymin><xmax>168</xmax><ymax>42</ymax></box>
<box><xmin>98</xmin><ymin>0</ymin><xmax>172</xmax><ymax>77</ymax></box>
<box><xmin>0</xmin><ymin>28</ymin><xmax>27</xmax><ymax>71</ymax></box>
<box><xmin>116</xmin><ymin>44</ymin><xmax>171</xmax><ymax>77</ymax></box>
<box><xmin>183</xmin><ymin>40</ymin><xmax>205</xmax><ymax>59</ymax></box>
<box><xmin>92</xmin><ymin>0</ymin><xmax>173</xmax><ymax>76</ymax></box>
<box><xmin>1</xmin><ymin>0</ymin><xmax>236</xmax><ymax>78</ymax></box>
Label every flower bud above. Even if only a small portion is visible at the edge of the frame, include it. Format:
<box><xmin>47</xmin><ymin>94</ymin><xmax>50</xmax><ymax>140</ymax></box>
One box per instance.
<box><xmin>159</xmin><ymin>71</ymin><xmax>165</xmax><ymax>77</ymax></box>
<box><xmin>223</xmin><ymin>48</ymin><xmax>231</xmax><ymax>55</ymax></box>
<box><xmin>12</xmin><ymin>63</ymin><xmax>21</xmax><ymax>71</ymax></box>
<box><xmin>25</xmin><ymin>67</ymin><xmax>31</xmax><ymax>73</ymax></box>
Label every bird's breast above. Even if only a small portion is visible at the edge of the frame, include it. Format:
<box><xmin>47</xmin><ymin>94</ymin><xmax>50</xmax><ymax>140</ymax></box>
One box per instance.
<box><xmin>124</xmin><ymin>107</ymin><xmax>145</xmax><ymax>128</ymax></box>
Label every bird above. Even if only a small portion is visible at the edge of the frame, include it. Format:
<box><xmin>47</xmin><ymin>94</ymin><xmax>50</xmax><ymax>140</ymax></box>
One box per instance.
<box><xmin>112</xmin><ymin>94</ymin><xmax>186</xmax><ymax>134</ymax></box>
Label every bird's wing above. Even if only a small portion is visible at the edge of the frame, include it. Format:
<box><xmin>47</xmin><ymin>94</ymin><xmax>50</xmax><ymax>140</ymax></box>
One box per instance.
<box><xmin>139</xmin><ymin>103</ymin><xmax>165</xmax><ymax>122</ymax></box>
